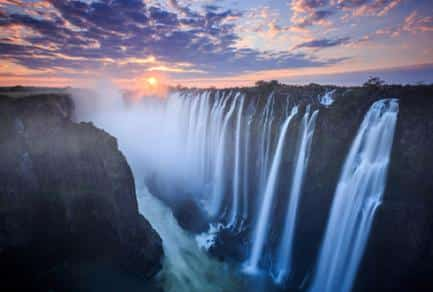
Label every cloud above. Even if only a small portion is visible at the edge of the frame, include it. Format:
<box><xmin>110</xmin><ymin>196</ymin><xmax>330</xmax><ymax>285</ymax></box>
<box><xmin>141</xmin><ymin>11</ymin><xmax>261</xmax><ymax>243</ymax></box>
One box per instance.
<box><xmin>294</xmin><ymin>9</ymin><xmax>335</xmax><ymax>28</ymax></box>
<box><xmin>289</xmin><ymin>0</ymin><xmax>402</xmax><ymax>28</ymax></box>
<box><xmin>375</xmin><ymin>10</ymin><xmax>433</xmax><ymax>38</ymax></box>
<box><xmin>291</xmin><ymin>0</ymin><xmax>330</xmax><ymax>13</ymax></box>
<box><xmin>402</xmin><ymin>11</ymin><xmax>433</xmax><ymax>34</ymax></box>
<box><xmin>0</xmin><ymin>0</ymin><xmax>342</xmax><ymax>78</ymax></box>
<box><xmin>293</xmin><ymin>37</ymin><xmax>351</xmax><ymax>49</ymax></box>
<box><xmin>334</xmin><ymin>0</ymin><xmax>401</xmax><ymax>17</ymax></box>
<box><xmin>290</xmin><ymin>0</ymin><xmax>335</xmax><ymax>28</ymax></box>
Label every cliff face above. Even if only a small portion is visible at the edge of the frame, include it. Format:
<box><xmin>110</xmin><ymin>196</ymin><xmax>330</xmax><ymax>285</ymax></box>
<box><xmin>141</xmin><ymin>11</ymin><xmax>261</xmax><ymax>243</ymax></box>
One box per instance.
<box><xmin>235</xmin><ymin>84</ymin><xmax>433</xmax><ymax>291</ymax></box>
<box><xmin>356</xmin><ymin>87</ymin><xmax>433</xmax><ymax>292</ymax></box>
<box><xmin>0</xmin><ymin>93</ymin><xmax>162</xmax><ymax>290</ymax></box>
<box><xmin>147</xmin><ymin>84</ymin><xmax>433</xmax><ymax>291</ymax></box>
<box><xmin>288</xmin><ymin>85</ymin><xmax>433</xmax><ymax>292</ymax></box>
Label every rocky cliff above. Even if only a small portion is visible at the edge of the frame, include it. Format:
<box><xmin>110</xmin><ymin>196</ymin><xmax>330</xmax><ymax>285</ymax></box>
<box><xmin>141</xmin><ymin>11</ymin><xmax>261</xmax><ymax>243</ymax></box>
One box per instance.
<box><xmin>293</xmin><ymin>85</ymin><xmax>433</xmax><ymax>292</ymax></box>
<box><xmin>0</xmin><ymin>92</ymin><xmax>163</xmax><ymax>291</ymax></box>
<box><xmin>148</xmin><ymin>83</ymin><xmax>433</xmax><ymax>292</ymax></box>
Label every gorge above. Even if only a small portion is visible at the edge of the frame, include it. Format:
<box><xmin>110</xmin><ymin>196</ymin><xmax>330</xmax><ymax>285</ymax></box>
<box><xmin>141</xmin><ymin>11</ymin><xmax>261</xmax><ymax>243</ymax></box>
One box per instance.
<box><xmin>1</xmin><ymin>83</ymin><xmax>432</xmax><ymax>292</ymax></box>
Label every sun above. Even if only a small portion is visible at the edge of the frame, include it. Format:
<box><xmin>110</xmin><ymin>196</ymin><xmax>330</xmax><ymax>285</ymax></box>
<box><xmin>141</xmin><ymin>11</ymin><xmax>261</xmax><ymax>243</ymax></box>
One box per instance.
<box><xmin>147</xmin><ymin>76</ymin><xmax>158</xmax><ymax>86</ymax></box>
<box><xmin>129</xmin><ymin>74</ymin><xmax>168</xmax><ymax>99</ymax></box>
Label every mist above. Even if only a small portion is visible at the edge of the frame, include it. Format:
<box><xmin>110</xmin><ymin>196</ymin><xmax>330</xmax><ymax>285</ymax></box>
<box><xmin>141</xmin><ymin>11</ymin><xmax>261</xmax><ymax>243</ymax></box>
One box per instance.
<box><xmin>69</xmin><ymin>80</ymin><xmax>241</xmax><ymax>292</ymax></box>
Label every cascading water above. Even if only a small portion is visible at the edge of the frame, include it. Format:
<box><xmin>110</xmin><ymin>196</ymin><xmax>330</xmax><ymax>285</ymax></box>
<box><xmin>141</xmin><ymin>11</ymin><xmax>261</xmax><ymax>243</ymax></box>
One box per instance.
<box><xmin>72</xmin><ymin>83</ymin><xmax>400</xmax><ymax>291</ymax></box>
<box><xmin>308</xmin><ymin>98</ymin><xmax>399</xmax><ymax>292</ymax></box>
<box><xmin>227</xmin><ymin>95</ymin><xmax>245</xmax><ymax>228</ymax></box>
<box><xmin>273</xmin><ymin>106</ymin><xmax>319</xmax><ymax>284</ymax></box>
<box><xmin>137</xmin><ymin>186</ymin><xmax>240</xmax><ymax>292</ymax></box>
<box><xmin>72</xmin><ymin>85</ymin><xmax>241</xmax><ymax>292</ymax></box>
<box><xmin>241</xmin><ymin>102</ymin><xmax>257</xmax><ymax>223</ymax></box>
<box><xmin>243</xmin><ymin>106</ymin><xmax>298</xmax><ymax>274</ymax></box>
<box><xmin>74</xmin><ymin>86</ymin><xmax>322</xmax><ymax>284</ymax></box>
<box><xmin>318</xmin><ymin>89</ymin><xmax>336</xmax><ymax>107</ymax></box>
<box><xmin>258</xmin><ymin>95</ymin><xmax>276</xmax><ymax>196</ymax></box>
<box><xmin>209</xmin><ymin>92</ymin><xmax>241</xmax><ymax>219</ymax></box>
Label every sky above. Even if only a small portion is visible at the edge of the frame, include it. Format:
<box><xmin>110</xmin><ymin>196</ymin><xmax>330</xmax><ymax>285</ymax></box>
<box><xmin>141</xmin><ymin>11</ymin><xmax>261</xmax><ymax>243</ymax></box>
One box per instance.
<box><xmin>0</xmin><ymin>0</ymin><xmax>432</xmax><ymax>88</ymax></box>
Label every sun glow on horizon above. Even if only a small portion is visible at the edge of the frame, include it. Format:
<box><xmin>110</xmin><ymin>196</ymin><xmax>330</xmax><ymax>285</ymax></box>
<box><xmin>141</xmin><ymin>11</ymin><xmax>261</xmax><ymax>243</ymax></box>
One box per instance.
<box><xmin>120</xmin><ymin>74</ymin><xmax>169</xmax><ymax>101</ymax></box>
<box><xmin>147</xmin><ymin>76</ymin><xmax>158</xmax><ymax>86</ymax></box>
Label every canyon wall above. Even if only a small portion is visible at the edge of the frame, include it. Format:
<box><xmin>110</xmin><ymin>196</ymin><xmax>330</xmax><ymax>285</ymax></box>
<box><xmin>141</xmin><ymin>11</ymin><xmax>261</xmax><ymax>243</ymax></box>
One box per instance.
<box><xmin>0</xmin><ymin>92</ymin><xmax>163</xmax><ymax>290</ymax></box>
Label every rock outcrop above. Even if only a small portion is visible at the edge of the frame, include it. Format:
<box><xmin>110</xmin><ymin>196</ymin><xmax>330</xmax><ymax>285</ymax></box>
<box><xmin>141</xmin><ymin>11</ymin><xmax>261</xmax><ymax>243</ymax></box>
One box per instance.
<box><xmin>0</xmin><ymin>93</ymin><xmax>162</xmax><ymax>290</ymax></box>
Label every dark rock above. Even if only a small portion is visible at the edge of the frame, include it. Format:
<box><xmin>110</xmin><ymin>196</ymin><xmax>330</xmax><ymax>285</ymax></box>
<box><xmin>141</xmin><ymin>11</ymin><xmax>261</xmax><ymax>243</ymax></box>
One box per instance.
<box><xmin>173</xmin><ymin>198</ymin><xmax>209</xmax><ymax>233</ymax></box>
<box><xmin>0</xmin><ymin>94</ymin><xmax>163</xmax><ymax>291</ymax></box>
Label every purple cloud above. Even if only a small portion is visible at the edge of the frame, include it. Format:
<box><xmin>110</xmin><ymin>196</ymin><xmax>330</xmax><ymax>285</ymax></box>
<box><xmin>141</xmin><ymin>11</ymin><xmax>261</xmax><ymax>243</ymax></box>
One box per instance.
<box><xmin>0</xmin><ymin>0</ymin><xmax>344</xmax><ymax>78</ymax></box>
<box><xmin>293</xmin><ymin>37</ymin><xmax>351</xmax><ymax>49</ymax></box>
<box><xmin>290</xmin><ymin>0</ymin><xmax>402</xmax><ymax>28</ymax></box>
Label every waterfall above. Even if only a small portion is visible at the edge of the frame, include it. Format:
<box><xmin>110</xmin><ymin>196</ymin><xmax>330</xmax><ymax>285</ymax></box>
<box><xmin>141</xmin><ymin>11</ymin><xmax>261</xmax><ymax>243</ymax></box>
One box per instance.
<box><xmin>309</xmin><ymin>98</ymin><xmax>399</xmax><ymax>292</ymax></box>
<box><xmin>71</xmin><ymin>83</ymin><xmax>406</xmax><ymax>291</ymax></box>
<box><xmin>183</xmin><ymin>91</ymin><xmax>211</xmax><ymax>193</ymax></box>
<box><xmin>205</xmin><ymin>91</ymin><xmax>227</xmax><ymax>192</ymax></box>
<box><xmin>227</xmin><ymin>95</ymin><xmax>245</xmax><ymax>228</ymax></box>
<box><xmin>72</xmin><ymin>85</ymin><xmax>242</xmax><ymax>292</ymax></box>
<box><xmin>318</xmin><ymin>90</ymin><xmax>336</xmax><ymax>107</ymax></box>
<box><xmin>273</xmin><ymin>106</ymin><xmax>319</xmax><ymax>284</ymax></box>
<box><xmin>244</xmin><ymin>106</ymin><xmax>299</xmax><ymax>274</ymax></box>
<box><xmin>257</xmin><ymin>95</ymin><xmax>275</xmax><ymax>197</ymax></box>
<box><xmin>241</xmin><ymin>102</ymin><xmax>256</xmax><ymax>223</ymax></box>
<box><xmin>208</xmin><ymin>92</ymin><xmax>241</xmax><ymax>218</ymax></box>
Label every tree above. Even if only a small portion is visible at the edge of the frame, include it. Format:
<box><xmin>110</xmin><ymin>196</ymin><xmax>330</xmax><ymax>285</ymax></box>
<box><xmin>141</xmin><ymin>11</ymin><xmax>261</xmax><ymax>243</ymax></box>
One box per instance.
<box><xmin>255</xmin><ymin>80</ymin><xmax>280</xmax><ymax>88</ymax></box>
<box><xmin>255</xmin><ymin>80</ymin><xmax>267</xmax><ymax>87</ymax></box>
<box><xmin>269</xmin><ymin>80</ymin><xmax>279</xmax><ymax>87</ymax></box>
<box><xmin>363</xmin><ymin>76</ymin><xmax>385</xmax><ymax>88</ymax></box>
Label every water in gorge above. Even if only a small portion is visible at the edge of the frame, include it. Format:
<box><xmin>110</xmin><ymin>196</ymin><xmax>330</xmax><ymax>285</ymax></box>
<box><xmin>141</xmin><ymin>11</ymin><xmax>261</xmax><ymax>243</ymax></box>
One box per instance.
<box><xmin>71</xmin><ymin>82</ymin><xmax>399</xmax><ymax>292</ymax></box>
<box><xmin>136</xmin><ymin>186</ymin><xmax>240</xmax><ymax>292</ymax></box>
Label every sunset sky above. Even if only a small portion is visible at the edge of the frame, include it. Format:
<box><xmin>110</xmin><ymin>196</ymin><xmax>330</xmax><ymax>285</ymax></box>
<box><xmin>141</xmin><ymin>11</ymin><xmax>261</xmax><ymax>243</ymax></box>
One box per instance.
<box><xmin>0</xmin><ymin>0</ymin><xmax>432</xmax><ymax>88</ymax></box>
